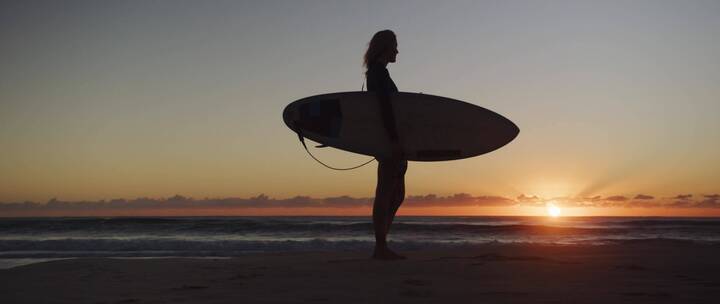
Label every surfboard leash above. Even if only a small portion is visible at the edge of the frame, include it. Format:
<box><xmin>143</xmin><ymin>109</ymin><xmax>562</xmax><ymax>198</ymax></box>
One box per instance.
<box><xmin>295</xmin><ymin>131</ymin><xmax>376</xmax><ymax>171</ymax></box>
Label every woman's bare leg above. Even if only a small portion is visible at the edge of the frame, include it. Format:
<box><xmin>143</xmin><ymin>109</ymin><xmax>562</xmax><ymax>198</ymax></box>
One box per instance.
<box><xmin>372</xmin><ymin>181</ymin><xmax>390</xmax><ymax>249</ymax></box>
<box><xmin>372</xmin><ymin>160</ymin><xmax>405</xmax><ymax>260</ymax></box>
<box><xmin>386</xmin><ymin>160</ymin><xmax>407</xmax><ymax>234</ymax></box>
<box><xmin>380</xmin><ymin>168</ymin><xmax>406</xmax><ymax>260</ymax></box>
<box><xmin>386</xmin><ymin>174</ymin><xmax>405</xmax><ymax>234</ymax></box>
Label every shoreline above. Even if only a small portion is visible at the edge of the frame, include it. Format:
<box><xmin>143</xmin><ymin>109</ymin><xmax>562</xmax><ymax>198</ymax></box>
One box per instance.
<box><xmin>1</xmin><ymin>237</ymin><xmax>715</xmax><ymax>269</ymax></box>
<box><xmin>3</xmin><ymin>242</ymin><xmax>719</xmax><ymax>303</ymax></box>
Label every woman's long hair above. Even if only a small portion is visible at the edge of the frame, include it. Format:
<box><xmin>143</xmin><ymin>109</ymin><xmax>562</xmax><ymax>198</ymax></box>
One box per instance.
<box><xmin>363</xmin><ymin>30</ymin><xmax>396</xmax><ymax>71</ymax></box>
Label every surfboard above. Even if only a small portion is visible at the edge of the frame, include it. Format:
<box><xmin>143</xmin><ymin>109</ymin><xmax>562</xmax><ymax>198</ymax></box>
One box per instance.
<box><xmin>283</xmin><ymin>91</ymin><xmax>519</xmax><ymax>162</ymax></box>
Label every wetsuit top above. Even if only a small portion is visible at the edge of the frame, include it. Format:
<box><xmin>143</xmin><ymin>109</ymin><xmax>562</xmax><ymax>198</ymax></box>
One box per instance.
<box><xmin>366</xmin><ymin>62</ymin><xmax>399</xmax><ymax>141</ymax></box>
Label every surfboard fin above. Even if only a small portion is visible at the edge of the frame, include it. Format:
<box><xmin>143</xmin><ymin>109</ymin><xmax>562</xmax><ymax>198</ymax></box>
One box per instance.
<box><xmin>294</xmin><ymin>129</ymin><xmax>328</xmax><ymax>148</ymax></box>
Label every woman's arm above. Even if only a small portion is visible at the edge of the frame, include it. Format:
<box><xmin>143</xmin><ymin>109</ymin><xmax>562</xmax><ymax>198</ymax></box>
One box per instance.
<box><xmin>378</xmin><ymin>94</ymin><xmax>399</xmax><ymax>142</ymax></box>
<box><xmin>375</xmin><ymin>69</ymin><xmax>400</xmax><ymax>142</ymax></box>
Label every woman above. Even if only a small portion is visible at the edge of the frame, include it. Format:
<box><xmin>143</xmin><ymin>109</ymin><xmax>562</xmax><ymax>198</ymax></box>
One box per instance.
<box><xmin>364</xmin><ymin>30</ymin><xmax>408</xmax><ymax>260</ymax></box>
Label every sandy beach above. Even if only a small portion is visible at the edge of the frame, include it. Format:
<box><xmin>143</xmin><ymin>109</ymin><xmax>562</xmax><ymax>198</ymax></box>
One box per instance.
<box><xmin>2</xmin><ymin>241</ymin><xmax>719</xmax><ymax>303</ymax></box>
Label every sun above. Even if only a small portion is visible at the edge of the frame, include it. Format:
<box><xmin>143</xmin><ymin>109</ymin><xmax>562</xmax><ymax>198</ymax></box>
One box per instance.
<box><xmin>546</xmin><ymin>202</ymin><xmax>562</xmax><ymax>218</ymax></box>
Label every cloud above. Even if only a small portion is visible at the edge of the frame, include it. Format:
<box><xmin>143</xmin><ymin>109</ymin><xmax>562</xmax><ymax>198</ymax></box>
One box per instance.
<box><xmin>405</xmin><ymin>193</ymin><xmax>516</xmax><ymax>207</ymax></box>
<box><xmin>548</xmin><ymin>194</ymin><xmax>720</xmax><ymax>209</ymax></box>
<box><xmin>0</xmin><ymin>193</ymin><xmax>514</xmax><ymax>212</ymax></box>
<box><xmin>514</xmin><ymin>194</ymin><xmax>545</xmax><ymax>207</ymax></box>
<box><xmin>605</xmin><ymin>195</ymin><xmax>628</xmax><ymax>202</ymax></box>
<box><xmin>624</xmin><ymin>200</ymin><xmax>662</xmax><ymax>208</ymax></box>
<box><xmin>670</xmin><ymin>194</ymin><xmax>694</xmax><ymax>207</ymax></box>
<box><xmin>697</xmin><ymin>194</ymin><xmax>720</xmax><ymax>208</ymax></box>
<box><xmin>516</xmin><ymin>194</ymin><xmax>540</xmax><ymax>202</ymax></box>
<box><xmin>0</xmin><ymin>195</ymin><xmax>331</xmax><ymax>211</ymax></box>
<box><xmin>3</xmin><ymin>192</ymin><xmax>720</xmax><ymax>215</ymax></box>
<box><xmin>323</xmin><ymin>196</ymin><xmax>373</xmax><ymax>208</ymax></box>
<box><xmin>633</xmin><ymin>194</ymin><xmax>654</xmax><ymax>200</ymax></box>
<box><xmin>669</xmin><ymin>200</ymin><xmax>694</xmax><ymax>208</ymax></box>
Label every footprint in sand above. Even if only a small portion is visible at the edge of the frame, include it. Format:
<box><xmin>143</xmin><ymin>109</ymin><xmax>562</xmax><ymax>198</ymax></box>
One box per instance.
<box><xmin>229</xmin><ymin>272</ymin><xmax>264</xmax><ymax>280</ymax></box>
<box><xmin>403</xmin><ymin>279</ymin><xmax>431</xmax><ymax>286</ymax></box>
<box><xmin>615</xmin><ymin>264</ymin><xmax>647</xmax><ymax>271</ymax></box>
<box><xmin>172</xmin><ymin>285</ymin><xmax>209</xmax><ymax>290</ymax></box>
<box><xmin>303</xmin><ymin>296</ymin><xmax>330</xmax><ymax>302</ymax></box>
<box><xmin>400</xmin><ymin>289</ymin><xmax>433</xmax><ymax>298</ymax></box>
<box><xmin>431</xmin><ymin>253</ymin><xmax>547</xmax><ymax>262</ymax></box>
<box><xmin>619</xmin><ymin>291</ymin><xmax>672</xmax><ymax>298</ymax></box>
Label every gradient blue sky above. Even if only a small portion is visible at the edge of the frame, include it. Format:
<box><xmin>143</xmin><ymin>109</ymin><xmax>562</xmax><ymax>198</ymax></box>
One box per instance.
<box><xmin>1</xmin><ymin>0</ymin><xmax>719</xmax><ymax>208</ymax></box>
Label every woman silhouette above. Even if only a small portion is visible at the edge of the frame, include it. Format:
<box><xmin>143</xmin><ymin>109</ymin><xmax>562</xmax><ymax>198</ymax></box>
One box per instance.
<box><xmin>364</xmin><ymin>30</ymin><xmax>407</xmax><ymax>260</ymax></box>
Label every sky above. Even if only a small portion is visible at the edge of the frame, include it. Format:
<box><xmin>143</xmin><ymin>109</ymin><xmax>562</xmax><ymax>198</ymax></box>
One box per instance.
<box><xmin>1</xmin><ymin>0</ymin><xmax>719</xmax><ymax>216</ymax></box>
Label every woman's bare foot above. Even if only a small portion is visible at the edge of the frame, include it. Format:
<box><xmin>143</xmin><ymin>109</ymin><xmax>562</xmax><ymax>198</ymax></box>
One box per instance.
<box><xmin>372</xmin><ymin>247</ymin><xmax>407</xmax><ymax>260</ymax></box>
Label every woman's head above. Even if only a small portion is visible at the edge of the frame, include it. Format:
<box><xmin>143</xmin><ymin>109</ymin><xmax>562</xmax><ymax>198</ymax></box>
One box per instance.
<box><xmin>364</xmin><ymin>30</ymin><xmax>398</xmax><ymax>69</ymax></box>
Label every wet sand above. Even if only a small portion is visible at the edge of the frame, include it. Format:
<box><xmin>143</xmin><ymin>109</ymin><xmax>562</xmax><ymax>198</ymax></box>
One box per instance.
<box><xmin>2</xmin><ymin>241</ymin><xmax>719</xmax><ymax>303</ymax></box>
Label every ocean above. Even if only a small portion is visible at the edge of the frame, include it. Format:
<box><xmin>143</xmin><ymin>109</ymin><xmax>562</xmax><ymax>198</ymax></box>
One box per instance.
<box><xmin>1</xmin><ymin>216</ymin><xmax>719</xmax><ymax>268</ymax></box>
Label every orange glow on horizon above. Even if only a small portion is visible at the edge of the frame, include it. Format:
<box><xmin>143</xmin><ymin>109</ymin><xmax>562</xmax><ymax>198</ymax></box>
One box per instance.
<box><xmin>2</xmin><ymin>206</ymin><xmax>720</xmax><ymax>218</ymax></box>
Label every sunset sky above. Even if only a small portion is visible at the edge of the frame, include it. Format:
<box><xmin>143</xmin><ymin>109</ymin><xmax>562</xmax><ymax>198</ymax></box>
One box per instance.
<box><xmin>1</xmin><ymin>0</ymin><xmax>719</xmax><ymax>216</ymax></box>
